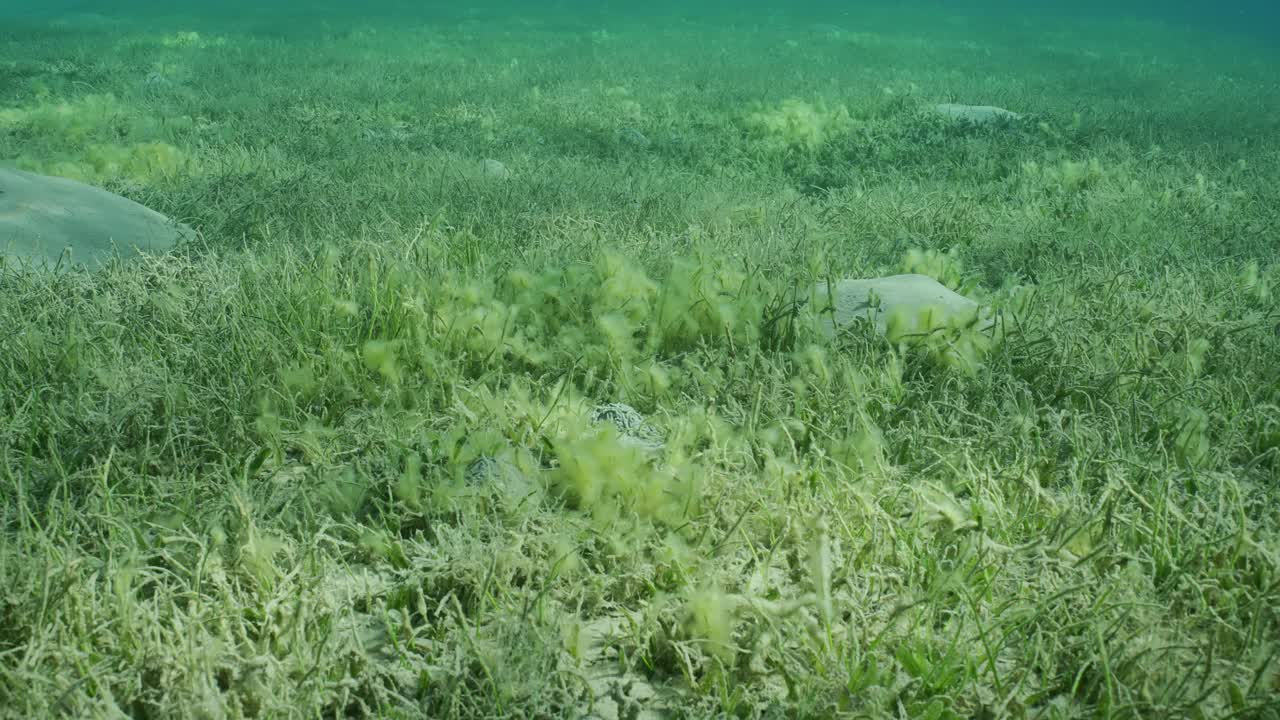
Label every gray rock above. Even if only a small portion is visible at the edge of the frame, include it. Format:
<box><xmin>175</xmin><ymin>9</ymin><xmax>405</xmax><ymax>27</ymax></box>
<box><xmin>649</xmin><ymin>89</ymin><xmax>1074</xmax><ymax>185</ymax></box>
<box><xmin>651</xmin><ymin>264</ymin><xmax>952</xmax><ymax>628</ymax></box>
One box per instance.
<box><xmin>0</xmin><ymin>167</ymin><xmax>195</xmax><ymax>271</ymax></box>
<box><xmin>480</xmin><ymin>158</ymin><xmax>512</xmax><ymax>180</ymax></box>
<box><xmin>811</xmin><ymin>274</ymin><xmax>994</xmax><ymax>338</ymax></box>
<box><xmin>591</xmin><ymin>403</ymin><xmax>664</xmax><ymax>452</ymax></box>
<box><xmin>934</xmin><ymin>103</ymin><xmax>1023</xmax><ymax>125</ymax></box>
<box><xmin>617</xmin><ymin>127</ymin><xmax>650</xmax><ymax>148</ymax></box>
<box><xmin>463</xmin><ymin>454</ymin><xmax>542</xmax><ymax>508</ymax></box>
<box><xmin>808</xmin><ymin>23</ymin><xmax>848</xmax><ymax>36</ymax></box>
<box><xmin>464</xmin><ymin>455</ymin><xmax>524</xmax><ymax>486</ymax></box>
<box><xmin>142</xmin><ymin>71</ymin><xmax>175</xmax><ymax>95</ymax></box>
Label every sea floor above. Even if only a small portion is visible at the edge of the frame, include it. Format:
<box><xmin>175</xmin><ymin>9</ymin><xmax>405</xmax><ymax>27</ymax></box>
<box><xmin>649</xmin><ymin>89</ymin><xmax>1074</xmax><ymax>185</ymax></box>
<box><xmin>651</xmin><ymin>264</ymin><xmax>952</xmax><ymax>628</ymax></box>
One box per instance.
<box><xmin>1</xmin><ymin>5</ymin><xmax>1278</xmax><ymax>718</ymax></box>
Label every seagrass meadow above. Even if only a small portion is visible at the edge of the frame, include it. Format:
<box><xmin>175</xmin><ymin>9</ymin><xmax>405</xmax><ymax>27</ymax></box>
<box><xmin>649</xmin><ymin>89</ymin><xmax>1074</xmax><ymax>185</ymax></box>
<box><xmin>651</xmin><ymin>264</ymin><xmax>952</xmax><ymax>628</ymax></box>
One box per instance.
<box><xmin>1</xmin><ymin>2</ymin><xmax>1279</xmax><ymax>718</ymax></box>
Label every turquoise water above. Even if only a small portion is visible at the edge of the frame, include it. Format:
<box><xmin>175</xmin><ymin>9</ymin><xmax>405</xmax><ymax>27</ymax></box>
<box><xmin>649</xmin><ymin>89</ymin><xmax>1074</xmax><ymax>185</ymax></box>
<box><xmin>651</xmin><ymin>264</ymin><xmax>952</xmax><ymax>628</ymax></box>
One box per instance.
<box><xmin>4</xmin><ymin>0</ymin><xmax>1278</xmax><ymax>33</ymax></box>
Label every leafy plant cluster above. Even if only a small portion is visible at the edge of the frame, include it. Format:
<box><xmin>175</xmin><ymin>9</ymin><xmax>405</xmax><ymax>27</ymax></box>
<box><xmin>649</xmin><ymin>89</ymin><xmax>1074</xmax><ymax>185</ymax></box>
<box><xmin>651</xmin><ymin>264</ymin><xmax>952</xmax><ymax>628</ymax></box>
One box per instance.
<box><xmin>0</xmin><ymin>93</ymin><xmax>195</xmax><ymax>185</ymax></box>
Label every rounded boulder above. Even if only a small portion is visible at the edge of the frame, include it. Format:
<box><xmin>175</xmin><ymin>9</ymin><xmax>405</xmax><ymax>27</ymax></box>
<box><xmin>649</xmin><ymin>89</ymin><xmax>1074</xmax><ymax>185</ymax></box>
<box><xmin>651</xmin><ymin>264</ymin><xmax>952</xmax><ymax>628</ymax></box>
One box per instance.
<box><xmin>0</xmin><ymin>167</ymin><xmax>195</xmax><ymax>271</ymax></box>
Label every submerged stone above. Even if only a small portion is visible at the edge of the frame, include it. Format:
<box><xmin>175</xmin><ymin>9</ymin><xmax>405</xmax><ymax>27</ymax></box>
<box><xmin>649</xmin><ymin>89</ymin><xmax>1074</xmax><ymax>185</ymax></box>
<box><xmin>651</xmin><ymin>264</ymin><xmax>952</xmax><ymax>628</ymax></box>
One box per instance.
<box><xmin>934</xmin><ymin>103</ymin><xmax>1023</xmax><ymax>125</ymax></box>
<box><xmin>617</xmin><ymin>126</ymin><xmax>650</xmax><ymax>148</ymax></box>
<box><xmin>480</xmin><ymin>158</ymin><xmax>513</xmax><ymax>180</ymax></box>
<box><xmin>0</xmin><ymin>167</ymin><xmax>195</xmax><ymax>271</ymax></box>
<box><xmin>808</xmin><ymin>23</ymin><xmax>849</xmax><ymax>36</ymax></box>
<box><xmin>463</xmin><ymin>454</ymin><xmax>542</xmax><ymax>508</ymax></box>
<box><xmin>812</xmin><ymin>273</ymin><xmax>994</xmax><ymax>338</ymax></box>
<box><xmin>591</xmin><ymin>402</ymin><xmax>664</xmax><ymax>452</ymax></box>
<box><xmin>464</xmin><ymin>455</ymin><xmax>524</xmax><ymax>486</ymax></box>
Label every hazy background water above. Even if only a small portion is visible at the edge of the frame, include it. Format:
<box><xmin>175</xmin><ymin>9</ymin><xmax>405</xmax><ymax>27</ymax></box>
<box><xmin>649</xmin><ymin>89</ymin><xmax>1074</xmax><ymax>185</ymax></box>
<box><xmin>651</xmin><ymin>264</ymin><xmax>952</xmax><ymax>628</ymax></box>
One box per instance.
<box><xmin>3</xmin><ymin>0</ymin><xmax>1278</xmax><ymax>40</ymax></box>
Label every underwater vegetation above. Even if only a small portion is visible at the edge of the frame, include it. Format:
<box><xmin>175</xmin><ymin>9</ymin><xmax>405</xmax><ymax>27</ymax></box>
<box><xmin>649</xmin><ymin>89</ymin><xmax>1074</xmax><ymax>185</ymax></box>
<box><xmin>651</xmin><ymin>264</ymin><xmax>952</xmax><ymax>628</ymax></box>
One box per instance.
<box><xmin>1</xmin><ymin>5</ymin><xmax>1279</xmax><ymax>720</ymax></box>
<box><xmin>744</xmin><ymin>98</ymin><xmax>854</xmax><ymax>155</ymax></box>
<box><xmin>0</xmin><ymin>93</ymin><xmax>195</xmax><ymax>185</ymax></box>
